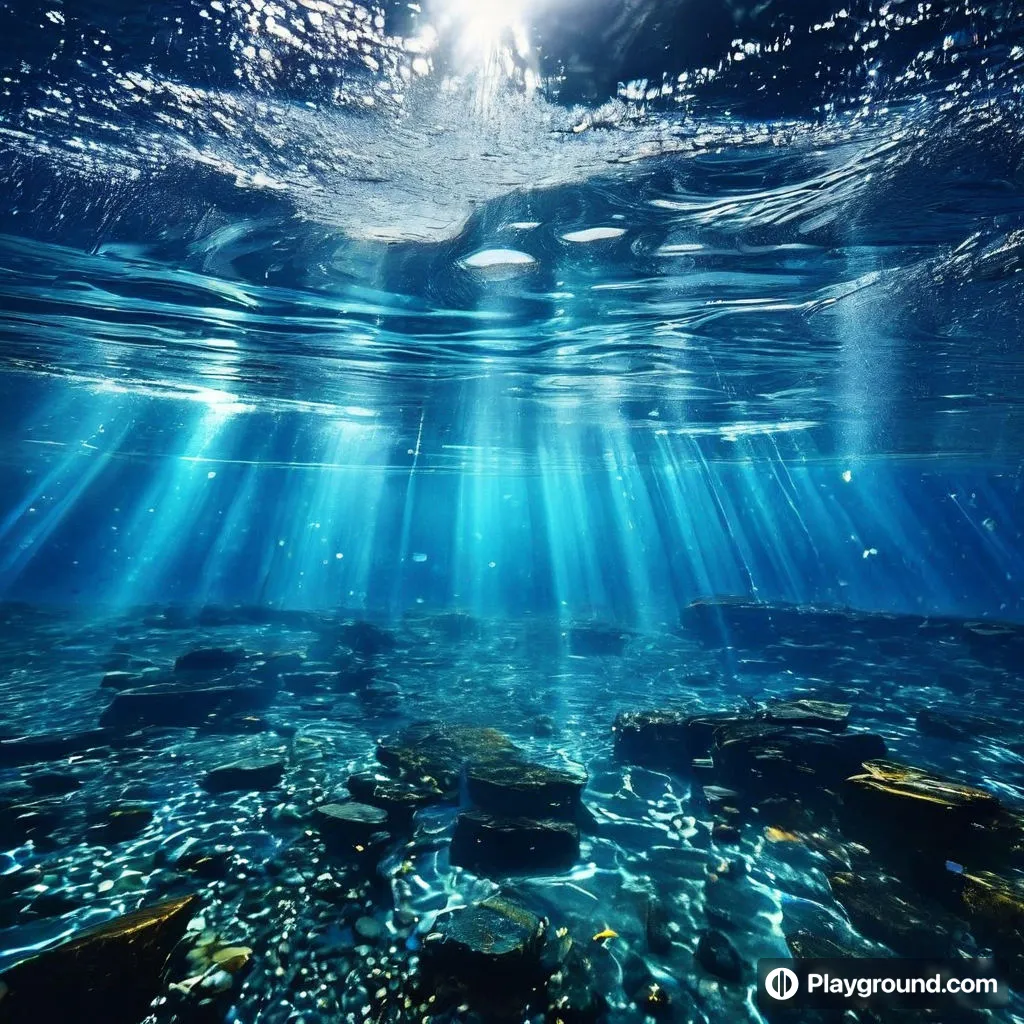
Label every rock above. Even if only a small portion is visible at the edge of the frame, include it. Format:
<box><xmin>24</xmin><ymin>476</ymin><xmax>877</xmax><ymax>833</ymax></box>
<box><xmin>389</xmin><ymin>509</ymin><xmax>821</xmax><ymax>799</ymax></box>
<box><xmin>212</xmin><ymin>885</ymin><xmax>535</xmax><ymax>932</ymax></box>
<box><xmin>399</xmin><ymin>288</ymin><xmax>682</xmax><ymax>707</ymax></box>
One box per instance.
<box><xmin>530</xmin><ymin>714</ymin><xmax>556</xmax><ymax>737</ymax></box>
<box><xmin>0</xmin><ymin>729</ymin><xmax>114</xmax><ymax>767</ymax></box>
<box><xmin>345</xmin><ymin>771</ymin><xmax>443</xmax><ymax>820</ymax></box>
<box><xmin>958</xmin><ymin>871</ymin><xmax>1024</xmax><ymax>985</ymax></box>
<box><xmin>612</xmin><ymin>709</ymin><xmax>740</xmax><ymax>769</ymax></box>
<box><xmin>202</xmin><ymin>758</ymin><xmax>285</xmax><ymax>793</ymax></box>
<box><xmin>100</xmin><ymin>671</ymin><xmax>146</xmax><ymax>690</ymax></box>
<box><xmin>100</xmin><ymin>683</ymin><xmax>271</xmax><ymax>730</ymax></box>
<box><xmin>916</xmin><ymin>708</ymin><xmax>1009</xmax><ymax>742</ymax></box>
<box><xmin>89</xmin><ymin>804</ymin><xmax>154</xmax><ymax>842</ymax></box>
<box><xmin>568</xmin><ymin>623</ymin><xmax>628</xmax><ymax>656</ymax></box>
<box><xmin>173</xmin><ymin>647</ymin><xmax>247</xmax><ymax>675</ymax></box>
<box><xmin>695</xmin><ymin>928</ymin><xmax>745</xmax><ymax>982</ymax></box>
<box><xmin>544</xmin><ymin>940</ymin><xmax>608</xmax><ymax>1022</ymax></box>
<box><xmin>251</xmin><ymin>652</ymin><xmax>306</xmax><ymax>680</ymax></box>
<box><xmin>712</xmin><ymin>724</ymin><xmax>887</xmax><ymax>798</ymax></box>
<box><xmin>450</xmin><ymin>811</ymin><xmax>579</xmax><ymax>875</ymax></box>
<box><xmin>25</xmin><ymin>771</ymin><xmax>80</xmax><ymax>796</ymax></box>
<box><xmin>339</xmin><ymin>621</ymin><xmax>395</xmax><ymax>657</ymax></box>
<box><xmin>421</xmin><ymin>895</ymin><xmax>547</xmax><ymax>1000</ymax></box>
<box><xmin>712</xmin><ymin>822</ymin><xmax>741</xmax><ymax>844</ymax></box>
<box><xmin>0</xmin><ymin>781</ymin><xmax>33</xmax><ymax>807</ymax></box>
<box><xmin>376</xmin><ymin>721</ymin><xmax>518</xmax><ymax>790</ymax></box>
<box><xmin>763</xmin><ymin>699</ymin><xmax>850</xmax><ymax>732</ymax></box>
<box><xmin>786</xmin><ymin>929</ymin><xmax>863</xmax><ymax>959</ymax></box>
<box><xmin>842</xmin><ymin>760</ymin><xmax>1016</xmax><ymax>865</ymax></box>
<box><xmin>465</xmin><ymin>756</ymin><xmax>587</xmax><ymax>821</ymax></box>
<box><xmin>0</xmin><ymin>893</ymin><xmax>199</xmax><ymax>1023</ymax></box>
<box><xmin>830</xmin><ymin>871</ymin><xmax>961</xmax><ymax>956</ymax></box>
<box><xmin>645</xmin><ymin>895</ymin><xmax>673</xmax><ymax>954</ymax></box>
<box><xmin>354</xmin><ymin>916</ymin><xmax>383</xmax><ymax>943</ymax></box>
<box><xmin>173</xmin><ymin>848</ymin><xmax>233</xmax><ymax>879</ymax></box>
<box><xmin>0</xmin><ymin>798</ymin><xmax>65</xmax><ymax>842</ymax></box>
<box><xmin>314</xmin><ymin>801</ymin><xmax>390</xmax><ymax>852</ymax></box>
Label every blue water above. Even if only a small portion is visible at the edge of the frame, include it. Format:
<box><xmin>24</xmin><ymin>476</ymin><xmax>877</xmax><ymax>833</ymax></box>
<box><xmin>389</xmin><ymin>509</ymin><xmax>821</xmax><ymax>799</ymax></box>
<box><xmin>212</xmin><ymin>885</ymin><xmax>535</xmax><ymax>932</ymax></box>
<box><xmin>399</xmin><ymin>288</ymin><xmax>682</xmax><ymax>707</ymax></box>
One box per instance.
<box><xmin>1</xmin><ymin>0</ymin><xmax>1024</xmax><ymax>1021</ymax></box>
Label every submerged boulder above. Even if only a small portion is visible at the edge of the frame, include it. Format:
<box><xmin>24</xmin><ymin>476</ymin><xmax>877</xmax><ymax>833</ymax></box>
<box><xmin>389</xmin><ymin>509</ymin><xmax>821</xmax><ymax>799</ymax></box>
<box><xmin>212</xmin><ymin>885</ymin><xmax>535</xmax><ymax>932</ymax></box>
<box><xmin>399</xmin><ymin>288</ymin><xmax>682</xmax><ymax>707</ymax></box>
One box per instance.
<box><xmin>0</xmin><ymin>729</ymin><xmax>114</xmax><ymax>767</ymax></box>
<box><xmin>421</xmin><ymin>895</ymin><xmax>547</xmax><ymax>1005</ymax></box>
<box><xmin>314</xmin><ymin>800</ymin><xmax>390</xmax><ymax>853</ymax></box>
<box><xmin>0</xmin><ymin>893</ymin><xmax>199</xmax><ymax>1023</ymax></box>
<box><xmin>100</xmin><ymin>682</ymin><xmax>271</xmax><ymax>730</ymax></box>
<box><xmin>173</xmin><ymin>647</ymin><xmax>247</xmax><ymax>675</ymax></box>
<box><xmin>345</xmin><ymin>771</ymin><xmax>443</xmax><ymax>821</ymax></box>
<box><xmin>450</xmin><ymin>811</ymin><xmax>579</xmax><ymax>875</ymax></box>
<box><xmin>613</xmin><ymin>709</ymin><xmax>740</xmax><ymax>769</ymax></box>
<box><xmin>465</xmin><ymin>757</ymin><xmax>587</xmax><ymax>821</ymax></box>
<box><xmin>376</xmin><ymin>721</ymin><xmax>518</xmax><ymax>791</ymax></box>
<box><xmin>202</xmin><ymin>757</ymin><xmax>285</xmax><ymax>794</ymax></box>
<box><xmin>841</xmin><ymin>759</ymin><xmax>1015</xmax><ymax>864</ymax></box>
<box><xmin>830</xmin><ymin>871</ymin><xmax>962</xmax><ymax>957</ymax></box>
<box><xmin>762</xmin><ymin>699</ymin><xmax>850</xmax><ymax>732</ymax></box>
<box><xmin>712</xmin><ymin>723</ymin><xmax>886</xmax><ymax>797</ymax></box>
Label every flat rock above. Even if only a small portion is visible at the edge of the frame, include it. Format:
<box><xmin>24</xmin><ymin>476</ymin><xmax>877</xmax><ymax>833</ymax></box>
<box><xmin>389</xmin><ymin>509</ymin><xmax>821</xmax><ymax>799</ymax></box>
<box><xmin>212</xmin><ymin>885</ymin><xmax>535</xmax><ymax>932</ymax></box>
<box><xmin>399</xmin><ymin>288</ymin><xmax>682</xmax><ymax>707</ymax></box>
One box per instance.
<box><xmin>0</xmin><ymin>893</ymin><xmax>199</xmax><ymax>1023</ymax></box>
<box><xmin>422</xmin><ymin>894</ymin><xmax>546</xmax><ymax>995</ymax></box>
<box><xmin>202</xmin><ymin>757</ymin><xmax>285</xmax><ymax>794</ymax></box>
<box><xmin>88</xmin><ymin>803</ymin><xmax>154</xmax><ymax>842</ymax></box>
<box><xmin>842</xmin><ymin>759</ymin><xmax>1014</xmax><ymax>864</ymax></box>
<box><xmin>345</xmin><ymin>771</ymin><xmax>443</xmax><ymax>819</ymax></box>
<box><xmin>100</xmin><ymin>671</ymin><xmax>147</xmax><ymax>690</ymax></box>
<box><xmin>763</xmin><ymin>699</ymin><xmax>851</xmax><ymax>732</ymax></box>
<box><xmin>450</xmin><ymin>811</ymin><xmax>579</xmax><ymax>875</ymax></box>
<box><xmin>465</xmin><ymin>757</ymin><xmax>587</xmax><ymax>821</ymax></box>
<box><xmin>916</xmin><ymin>708</ymin><xmax>1009</xmax><ymax>742</ymax></box>
<box><xmin>100</xmin><ymin>682</ymin><xmax>271</xmax><ymax>730</ymax></box>
<box><xmin>314</xmin><ymin>801</ymin><xmax>389</xmax><ymax>851</ymax></box>
<box><xmin>377</xmin><ymin>721</ymin><xmax>518</xmax><ymax>790</ymax></box>
<box><xmin>0</xmin><ymin>729</ymin><xmax>114</xmax><ymax>767</ymax></box>
<box><xmin>174</xmin><ymin>647</ymin><xmax>247</xmax><ymax>675</ymax></box>
<box><xmin>712</xmin><ymin>724</ymin><xmax>886</xmax><ymax>797</ymax></box>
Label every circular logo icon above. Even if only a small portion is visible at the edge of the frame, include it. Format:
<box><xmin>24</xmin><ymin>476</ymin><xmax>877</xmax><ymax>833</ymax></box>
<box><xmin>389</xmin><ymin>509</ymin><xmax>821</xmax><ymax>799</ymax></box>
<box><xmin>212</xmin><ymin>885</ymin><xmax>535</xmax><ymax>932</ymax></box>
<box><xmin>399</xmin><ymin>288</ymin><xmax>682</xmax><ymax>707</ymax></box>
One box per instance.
<box><xmin>764</xmin><ymin>967</ymin><xmax>800</xmax><ymax>1001</ymax></box>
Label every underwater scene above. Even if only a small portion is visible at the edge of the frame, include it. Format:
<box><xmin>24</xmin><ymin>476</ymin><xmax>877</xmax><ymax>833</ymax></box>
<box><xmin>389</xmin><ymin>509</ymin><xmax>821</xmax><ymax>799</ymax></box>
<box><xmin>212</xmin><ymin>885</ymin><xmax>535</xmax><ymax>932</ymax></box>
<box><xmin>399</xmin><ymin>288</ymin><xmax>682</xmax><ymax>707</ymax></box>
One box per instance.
<box><xmin>1</xmin><ymin>0</ymin><xmax>1024</xmax><ymax>1020</ymax></box>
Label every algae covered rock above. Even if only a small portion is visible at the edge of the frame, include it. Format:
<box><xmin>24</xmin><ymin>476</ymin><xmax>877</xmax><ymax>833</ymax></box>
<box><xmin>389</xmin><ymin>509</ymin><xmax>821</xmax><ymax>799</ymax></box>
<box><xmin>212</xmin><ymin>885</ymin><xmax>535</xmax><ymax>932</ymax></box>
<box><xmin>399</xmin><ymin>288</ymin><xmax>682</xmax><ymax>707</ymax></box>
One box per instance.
<box><xmin>421</xmin><ymin>894</ymin><xmax>547</xmax><ymax>1003</ymax></box>
<box><xmin>376</xmin><ymin>720</ymin><xmax>518</xmax><ymax>790</ymax></box>
<box><xmin>314</xmin><ymin>800</ymin><xmax>390</xmax><ymax>853</ymax></box>
<box><xmin>465</xmin><ymin>757</ymin><xmax>587</xmax><ymax>821</ymax></box>
<box><xmin>0</xmin><ymin>893</ymin><xmax>198</xmax><ymax>1023</ymax></box>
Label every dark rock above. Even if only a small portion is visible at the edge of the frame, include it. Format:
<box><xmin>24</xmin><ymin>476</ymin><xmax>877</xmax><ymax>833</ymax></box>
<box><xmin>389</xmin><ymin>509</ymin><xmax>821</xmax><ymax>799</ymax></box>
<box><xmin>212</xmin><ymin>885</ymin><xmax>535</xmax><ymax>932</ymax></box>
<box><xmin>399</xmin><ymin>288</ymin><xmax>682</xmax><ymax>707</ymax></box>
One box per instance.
<box><xmin>530</xmin><ymin>714</ymin><xmax>557</xmax><ymax>737</ymax></box>
<box><xmin>23</xmin><ymin>889</ymin><xmax>81</xmax><ymax>919</ymax></box>
<box><xmin>842</xmin><ymin>760</ymin><xmax>1016</xmax><ymax>866</ymax></box>
<box><xmin>959</xmin><ymin>871</ymin><xmax>1024</xmax><ymax>986</ymax></box>
<box><xmin>421</xmin><ymin>895</ymin><xmax>546</xmax><ymax>1000</ymax></box>
<box><xmin>0</xmin><ymin>799</ymin><xmax>65</xmax><ymax>842</ymax></box>
<box><xmin>786</xmin><ymin>929</ymin><xmax>863</xmax><ymax>959</ymax></box>
<box><xmin>345</xmin><ymin>771</ymin><xmax>443</xmax><ymax>820</ymax></box>
<box><xmin>916</xmin><ymin>708</ymin><xmax>1009</xmax><ymax>742</ymax></box>
<box><xmin>645</xmin><ymin>895</ymin><xmax>673</xmax><ymax>954</ymax></box>
<box><xmin>623</xmin><ymin>955</ymin><xmax>673</xmax><ymax>1019</ymax></box>
<box><xmin>545</xmin><ymin>941</ymin><xmax>608</xmax><ymax>1023</ymax></box>
<box><xmin>0</xmin><ymin>781</ymin><xmax>33</xmax><ymax>807</ymax></box>
<box><xmin>712</xmin><ymin>724</ymin><xmax>887</xmax><ymax>798</ymax></box>
<box><xmin>0</xmin><ymin>729</ymin><xmax>114</xmax><ymax>767</ymax></box>
<box><xmin>763</xmin><ymin>699</ymin><xmax>850</xmax><ymax>732</ymax></box>
<box><xmin>251</xmin><ymin>652</ymin><xmax>306</xmax><ymax>680</ymax></box>
<box><xmin>612</xmin><ymin>708</ymin><xmax>739</xmax><ymax>769</ymax></box>
<box><xmin>100</xmin><ymin>683</ymin><xmax>271</xmax><ymax>730</ymax></box>
<box><xmin>25</xmin><ymin>771</ymin><xmax>80</xmax><ymax>796</ymax></box>
<box><xmin>202</xmin><ymin>758</ymin><xmax>285</xmax><ymax>793</ymax></box>
<box><xmin>173</xmin><ymin>647</ymin><xmax>247</xmax><ymax>675</ymax></box>
<box><xmin>450</xmin><ymin>811</ymin><xmax>579</xmax><ymax>875</ymax></box>
<box><xmin>377</xmin><ymin>721</ymin><xmax>518</xmax><ymax>790</ymax></box>
<box><xmin>712</xmin><ymin>822</ymin><xmax>741</xmax><ymax>844</ymax></box>
<box><xmin>568</xmin><ymin>623</ymin><xmax>628</xmax><ymax>656</ymax></box>
<box><xmin>339</xmin><ymin>621</ymin><xmax>395</xmax><ymax>657</ymax></box>
<box><xmin>100</xmin><ymin>671</ymin><xmax>146</xmax><ymax>690</ymax></box>
<box><xmin>465</xmin><ymin>757</ymin><xmax>587</xmax><ymax>821</ymax></box>
<box><xmin>89</xmin><ymin>804</ymin><xmax>154</xmax><ymax>842</ymax></box>
<box><xmin>695</xmin><ymin>928</ymin><xmax>745</xmax><ymax>982</ymax></box>
<box><xmin>830</xmin><ymin>872</ymin><xmax>961</xmax><ymax>957</ymax></box>
<box><xmin>0</xmin><ymin>893</ymin><xmax>199</xmax><ymax>1024</ymax></box>
<box><xmin>314</xmin><ymin>801</ymin><xmax>390</xmax><ymax>852</ymax></box>
<box><xmin>173</xmin><ymin>848</ymin><xmax>233</xmax><ymax>879</ymax></box>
